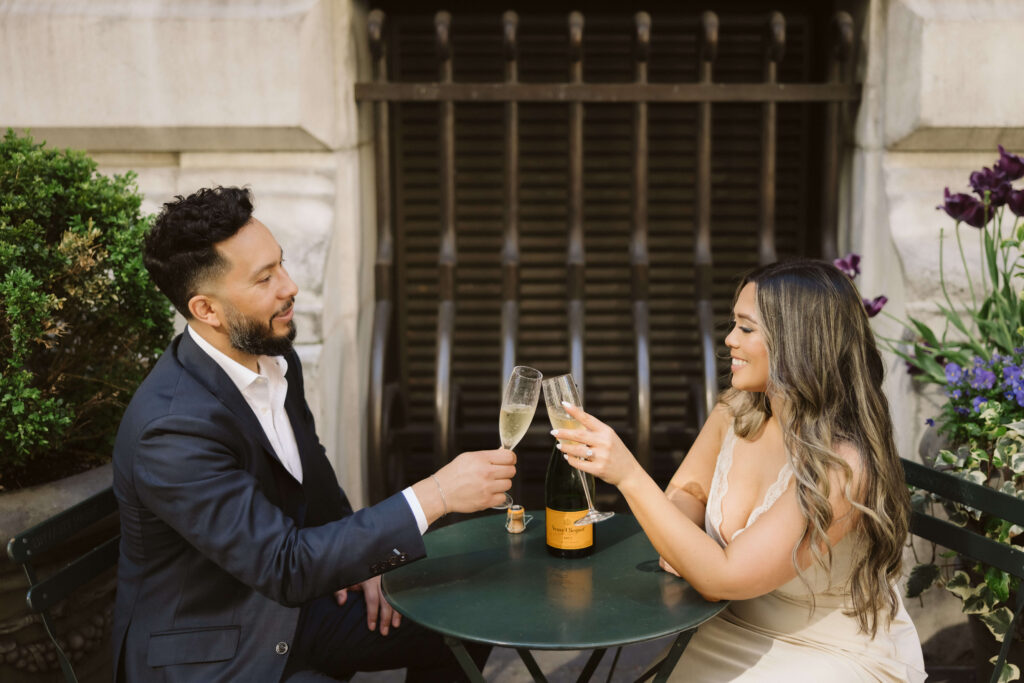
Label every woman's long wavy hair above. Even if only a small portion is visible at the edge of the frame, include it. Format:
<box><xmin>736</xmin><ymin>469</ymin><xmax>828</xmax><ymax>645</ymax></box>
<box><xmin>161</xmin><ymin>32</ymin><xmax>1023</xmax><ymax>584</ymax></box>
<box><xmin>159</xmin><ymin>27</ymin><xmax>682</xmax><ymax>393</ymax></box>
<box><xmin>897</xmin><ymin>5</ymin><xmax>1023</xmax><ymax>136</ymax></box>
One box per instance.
<box><xmin>721</xmin><ymin>259</ymin><xmax>909</xmax><ymax>637</ymax></box>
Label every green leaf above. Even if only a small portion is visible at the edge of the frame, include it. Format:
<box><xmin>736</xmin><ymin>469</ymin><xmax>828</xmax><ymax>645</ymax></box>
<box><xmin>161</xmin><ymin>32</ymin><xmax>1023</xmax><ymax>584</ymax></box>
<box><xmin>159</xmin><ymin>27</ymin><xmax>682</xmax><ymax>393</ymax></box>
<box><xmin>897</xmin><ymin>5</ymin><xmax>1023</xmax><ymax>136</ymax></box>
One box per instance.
<box><xmin>906</xmin><ymin>563</ymin><xmax>940</xmax><ymax>598</ymax></box>
<box><xmin>980</xmin><ymin>606</ymin><xmax>1016</xmax><ymax>641</ymax></box>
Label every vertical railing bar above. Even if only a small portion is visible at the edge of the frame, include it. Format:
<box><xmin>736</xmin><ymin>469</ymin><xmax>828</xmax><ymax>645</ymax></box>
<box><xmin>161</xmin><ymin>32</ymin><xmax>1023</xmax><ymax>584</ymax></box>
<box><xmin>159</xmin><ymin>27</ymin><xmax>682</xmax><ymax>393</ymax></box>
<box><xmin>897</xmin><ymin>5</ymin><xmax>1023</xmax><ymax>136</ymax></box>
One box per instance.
<box><xmin>632</xmin><ymin>11</ymin><xmax>652</xmax><ymax>472</ymax></box>
<box><xmin>434</xmin><ymin>11</ymin><xmax>456</xmax><ymax>468</ymax></box>
<box><xmin>759</xmin><ymin>12</ymin><xmax>784</xmax><ymax>266</ymax></box>
<box><xmin>567</xmin><ymin>11</ymin><xmax>586</xmax><ymax>397</ymax></box>
<box><xmin>367</xmin><ymin>9</ymin><xmax>392</xmax><ymax>503</ymax></box>
<box><xmin>821</xmin><ymin>11</ymin><xmax>853</xmax><ymax>261</ymax></box>
<box><xmin>695</xmin><ymin>12</ymin><xmax>719</xmax><ymax>421</ymax></box>
<box><xmin>500</xmin><ymin>11</ymin><xmax>522</xmax><ymax>501</ymax></box>
<box><xmin>500</xmin><ymin>11</ymin><xmax>519</xmax><ymax>387</ymax></box>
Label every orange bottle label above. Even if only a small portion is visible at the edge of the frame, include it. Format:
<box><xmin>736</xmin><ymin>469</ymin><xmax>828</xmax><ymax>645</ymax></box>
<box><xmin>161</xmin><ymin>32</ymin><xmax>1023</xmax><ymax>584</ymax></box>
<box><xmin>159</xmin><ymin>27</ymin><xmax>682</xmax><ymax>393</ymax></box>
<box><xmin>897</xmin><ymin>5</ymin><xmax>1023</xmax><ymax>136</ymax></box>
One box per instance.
<box><xmin>545</xmin><ymin>508</ymin><xmax>593</xmax><ymax>549</ymax></box>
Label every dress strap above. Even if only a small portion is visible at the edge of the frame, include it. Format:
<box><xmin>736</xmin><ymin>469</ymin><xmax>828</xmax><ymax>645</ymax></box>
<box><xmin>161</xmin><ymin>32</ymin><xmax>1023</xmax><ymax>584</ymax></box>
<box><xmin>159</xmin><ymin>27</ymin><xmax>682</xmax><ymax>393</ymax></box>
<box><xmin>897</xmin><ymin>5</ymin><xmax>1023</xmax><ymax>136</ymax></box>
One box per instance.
<box><xmin>705</xmin><ymin>425</ymin><xmax>737</xmax><ymax>548</ymax></box>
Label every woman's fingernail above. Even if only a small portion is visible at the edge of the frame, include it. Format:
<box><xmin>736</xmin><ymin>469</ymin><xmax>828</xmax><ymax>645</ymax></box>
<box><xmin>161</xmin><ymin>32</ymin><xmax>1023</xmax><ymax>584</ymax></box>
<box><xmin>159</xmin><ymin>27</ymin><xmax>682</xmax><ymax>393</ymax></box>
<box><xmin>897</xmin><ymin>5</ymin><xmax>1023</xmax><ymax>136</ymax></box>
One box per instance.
<box><xmin>563</xmin><ymin>454</ymin><xmax>569</xmax><ymax>461</ymax></box>
<box><xmin>555</xmin><ymin>443</ymin><xmax>563</xmax><ymax>451</ymax></box>
<box><xmin>561</xmin><ymin>400</ymin><xmax>572</xmax><ymax>407</ymax></box>
<box><xmin>550</xmin><ymin>429</ymin><xmax>558</xmax><ymax>436</ymax></box>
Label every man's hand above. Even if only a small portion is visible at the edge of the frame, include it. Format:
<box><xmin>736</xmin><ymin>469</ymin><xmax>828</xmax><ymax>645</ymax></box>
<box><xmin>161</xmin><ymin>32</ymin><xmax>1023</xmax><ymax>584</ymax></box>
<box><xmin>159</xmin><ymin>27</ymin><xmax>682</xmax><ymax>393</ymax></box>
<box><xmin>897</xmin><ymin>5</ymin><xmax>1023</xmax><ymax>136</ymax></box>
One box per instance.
<box><xmin>334</xmin><ymin>575</ymin><xmax>401</xmax><ymax>635</ymax></box>
<box><xmin>433</xmin><ymin>448</ymin><xmax>517</xmax><ymax>514</ymax></box>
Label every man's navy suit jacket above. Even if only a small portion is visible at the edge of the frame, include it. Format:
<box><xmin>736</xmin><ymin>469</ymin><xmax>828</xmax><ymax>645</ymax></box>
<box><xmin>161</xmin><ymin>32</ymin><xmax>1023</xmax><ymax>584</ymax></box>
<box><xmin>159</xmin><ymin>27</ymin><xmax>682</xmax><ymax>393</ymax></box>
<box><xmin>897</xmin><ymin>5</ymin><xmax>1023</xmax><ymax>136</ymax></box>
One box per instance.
<box><xmin>111</xmin><ymin>332</ymin><xmax>425</xmax><ymax>682</ymax></box>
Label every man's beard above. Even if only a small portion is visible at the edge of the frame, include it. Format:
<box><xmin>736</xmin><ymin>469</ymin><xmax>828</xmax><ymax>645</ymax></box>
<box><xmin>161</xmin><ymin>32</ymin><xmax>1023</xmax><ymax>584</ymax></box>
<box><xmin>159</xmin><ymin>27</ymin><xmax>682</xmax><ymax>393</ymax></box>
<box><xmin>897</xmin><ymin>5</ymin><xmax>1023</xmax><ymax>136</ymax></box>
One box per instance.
<box><xmin>225</xmin><ymin>301</ymin><xmax>297</xmax><ymax>357</ymax></box>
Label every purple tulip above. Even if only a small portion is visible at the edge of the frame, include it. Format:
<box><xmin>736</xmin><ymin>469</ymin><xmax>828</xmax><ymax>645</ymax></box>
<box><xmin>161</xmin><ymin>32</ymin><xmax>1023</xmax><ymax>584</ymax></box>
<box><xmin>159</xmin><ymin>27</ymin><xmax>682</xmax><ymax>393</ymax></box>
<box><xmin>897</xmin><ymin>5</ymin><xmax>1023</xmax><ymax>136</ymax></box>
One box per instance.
<box><xmin>862</xmin><ymin>295</ymin><xmax>887</xmax><ymax>318</ymax></box>
<box><xmin>833</xmin><ymin>253</ymin><xmax>861</xmax><ymax>279</ymax></box>
<box><xmin>1009</xmin><ymin>189</ymin><xmax>1024</xmax><ymax>218</ymax></box>
<box><xmin>938</xmin><ymin>188</ymin><xmax>990</xmax><ymax>228</ymax></box>
<box><xmin>969</xmin><ymin>167</ymin><xmax>1011</xmax><ymax>206</ymax></box>
<box><xmin>995</xmin><ymin>145</ymin><xmax>1024</xmax><ymax>181</ymax></box>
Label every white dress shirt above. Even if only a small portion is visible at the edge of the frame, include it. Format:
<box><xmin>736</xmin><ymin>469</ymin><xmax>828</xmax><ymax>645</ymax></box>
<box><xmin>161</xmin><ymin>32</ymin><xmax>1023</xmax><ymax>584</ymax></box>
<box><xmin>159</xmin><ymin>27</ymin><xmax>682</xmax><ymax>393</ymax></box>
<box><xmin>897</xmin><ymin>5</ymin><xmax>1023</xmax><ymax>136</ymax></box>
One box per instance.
<box><xmin>187</xmin><ymin>326</ymin><xmax>428</xmax><ymax>532</ymax></box>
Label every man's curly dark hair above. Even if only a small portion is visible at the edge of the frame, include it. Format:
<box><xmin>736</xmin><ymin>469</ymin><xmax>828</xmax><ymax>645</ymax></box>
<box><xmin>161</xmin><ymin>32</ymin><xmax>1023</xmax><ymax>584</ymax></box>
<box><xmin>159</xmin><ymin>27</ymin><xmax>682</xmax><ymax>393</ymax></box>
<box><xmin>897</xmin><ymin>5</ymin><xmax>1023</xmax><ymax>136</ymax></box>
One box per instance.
<box><xmin>144</xmin><ymin>186</ymin><xmax>254</xmax><ymax>317</ymax></box>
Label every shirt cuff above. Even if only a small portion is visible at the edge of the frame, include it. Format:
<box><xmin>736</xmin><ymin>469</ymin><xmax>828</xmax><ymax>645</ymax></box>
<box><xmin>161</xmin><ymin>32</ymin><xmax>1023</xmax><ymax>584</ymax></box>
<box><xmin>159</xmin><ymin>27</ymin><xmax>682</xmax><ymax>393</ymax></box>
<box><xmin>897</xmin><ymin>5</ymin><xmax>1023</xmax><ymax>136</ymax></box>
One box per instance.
<box><xmin>402</xmin><ymin>487</ymin><xmax>429</xmax><ymax>535</ymax></box>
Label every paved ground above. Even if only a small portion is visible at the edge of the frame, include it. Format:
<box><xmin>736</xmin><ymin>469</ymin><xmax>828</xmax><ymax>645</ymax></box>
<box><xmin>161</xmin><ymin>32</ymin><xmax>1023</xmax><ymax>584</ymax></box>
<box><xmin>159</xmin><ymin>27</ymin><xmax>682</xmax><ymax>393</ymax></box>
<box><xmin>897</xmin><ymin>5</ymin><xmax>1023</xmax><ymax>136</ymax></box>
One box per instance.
<box><xmin>350</xmin><ymin>637</ymin><xmax>675</xmax><ymax>682</ymax></box>
<box><xmin>348</xmin><ymin>634</ymin><xmax>973</xmax><ymax>682</ymax></box>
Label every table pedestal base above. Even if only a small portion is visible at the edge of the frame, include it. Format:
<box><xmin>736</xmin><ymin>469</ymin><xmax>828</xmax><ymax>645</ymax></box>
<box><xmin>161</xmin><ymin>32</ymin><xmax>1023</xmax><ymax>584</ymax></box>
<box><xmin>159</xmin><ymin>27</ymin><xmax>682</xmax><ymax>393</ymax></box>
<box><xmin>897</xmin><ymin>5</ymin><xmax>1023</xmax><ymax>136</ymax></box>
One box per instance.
<box><xmin>444</xmin><ymin>629</ymin><xmax>694</xmax><ymax>683</ymax></box>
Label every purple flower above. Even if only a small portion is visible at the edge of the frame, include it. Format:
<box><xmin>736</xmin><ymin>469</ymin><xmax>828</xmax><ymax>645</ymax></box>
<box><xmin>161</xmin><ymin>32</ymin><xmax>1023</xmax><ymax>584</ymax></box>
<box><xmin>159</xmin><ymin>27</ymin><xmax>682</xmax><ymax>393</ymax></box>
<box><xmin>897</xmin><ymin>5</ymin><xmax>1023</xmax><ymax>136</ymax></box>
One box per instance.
<box><xmin>863</xmin><ymin>295</ymin><xmax>887</xmax><ymax>318</ymax></box>
<box><xmin>1009</xmin><ymin>189</ymin><xmax>1024</xmax><ymax>218</ymax></box>
<box><xmin>995</xmin><ymin>145</ymin><xmax>1024</xmax><ymax>181</ymax></box>
<box><xmin>833</xmin><ymin>253</ymin><xmax>861</xmax><ymax>279</ymax></box>
<box><xmin>969</xmin><ymin>167</ymin><xmax>1011</xmax><ymax>206</ymax></box>
<box><xmin>945</xmin><ymin>362</ymin><xmax>965</xmax><ymax>385</ymax></box>
<box><xmin>925</xmin><ymin>418</ymin><xmax>935</xmax><ymax>427</ymax></box>
<box><xmin>939</xmin><ymin>188</ymin><xmax>991</xmax><ymax>228</ymax></box>
<box><xmin>970</xmin><ymin>367</ymin><xmax>997</xmax><ymax>390</ymax></box>
<box><xmin>972</xmin><ymin>396</ymin><xmax>989</xmax><ymax>413</ymax></box>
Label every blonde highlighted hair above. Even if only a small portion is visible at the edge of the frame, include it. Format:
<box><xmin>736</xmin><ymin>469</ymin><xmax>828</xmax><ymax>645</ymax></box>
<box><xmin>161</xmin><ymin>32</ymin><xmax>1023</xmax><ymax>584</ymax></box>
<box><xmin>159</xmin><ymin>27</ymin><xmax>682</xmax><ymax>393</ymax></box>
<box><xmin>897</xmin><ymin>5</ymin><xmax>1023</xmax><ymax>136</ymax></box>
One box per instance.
<box><xmin>721</xmin><ymin>259</ymin><xmax>908</xmax><ymax>637</ymax></box>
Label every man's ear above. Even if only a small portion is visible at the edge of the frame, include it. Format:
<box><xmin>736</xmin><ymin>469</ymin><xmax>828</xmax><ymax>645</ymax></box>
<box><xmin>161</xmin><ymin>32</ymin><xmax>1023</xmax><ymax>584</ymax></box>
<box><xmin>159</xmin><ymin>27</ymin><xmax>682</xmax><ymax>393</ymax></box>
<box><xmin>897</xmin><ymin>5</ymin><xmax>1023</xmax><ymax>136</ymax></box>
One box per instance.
<box><xmin>188</xmin><ymin>294</ymin><xmax>223</xmax><ymax>329</ymax></box>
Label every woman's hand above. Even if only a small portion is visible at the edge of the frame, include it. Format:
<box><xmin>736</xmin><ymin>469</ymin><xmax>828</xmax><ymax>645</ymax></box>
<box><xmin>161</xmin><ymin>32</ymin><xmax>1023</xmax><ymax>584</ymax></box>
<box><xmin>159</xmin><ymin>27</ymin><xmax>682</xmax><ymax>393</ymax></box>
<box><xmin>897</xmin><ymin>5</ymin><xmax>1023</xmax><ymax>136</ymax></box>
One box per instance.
<box><xmin>552</xmin><ymin>403</ymin><xmax>644</xmax><ymax>488</ymax></box>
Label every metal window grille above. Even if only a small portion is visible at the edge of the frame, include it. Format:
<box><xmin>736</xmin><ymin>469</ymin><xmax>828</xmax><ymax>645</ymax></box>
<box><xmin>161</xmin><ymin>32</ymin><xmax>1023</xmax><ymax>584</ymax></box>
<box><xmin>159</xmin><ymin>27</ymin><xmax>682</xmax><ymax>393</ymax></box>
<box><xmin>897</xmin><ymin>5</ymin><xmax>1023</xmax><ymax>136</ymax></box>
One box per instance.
<box><xmin>356</xmin><ymin>6</ymin><xmax>858</xmax><ymax>505</ymax></box>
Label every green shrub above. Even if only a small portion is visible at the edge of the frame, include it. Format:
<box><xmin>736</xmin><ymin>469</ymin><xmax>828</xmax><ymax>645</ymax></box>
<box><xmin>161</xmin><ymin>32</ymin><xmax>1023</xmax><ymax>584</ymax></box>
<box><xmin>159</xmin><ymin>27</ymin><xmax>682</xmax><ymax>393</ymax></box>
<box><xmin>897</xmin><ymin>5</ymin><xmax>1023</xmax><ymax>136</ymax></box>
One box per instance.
<box><xmin>0</xmin><ymin>129</ymin><xmax>174</xmax><ymax>489</ymax></box>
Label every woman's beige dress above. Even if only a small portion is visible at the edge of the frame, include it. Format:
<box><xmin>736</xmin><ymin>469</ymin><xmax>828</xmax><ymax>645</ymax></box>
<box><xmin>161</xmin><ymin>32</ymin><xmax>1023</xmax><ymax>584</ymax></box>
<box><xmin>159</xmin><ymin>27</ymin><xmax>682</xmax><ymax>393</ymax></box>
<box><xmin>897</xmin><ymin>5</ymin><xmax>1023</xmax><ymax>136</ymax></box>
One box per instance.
<box><xmin>669</xmin><ymin>425</ymin><xmax>927</xmax><ymax>682</ymax></box>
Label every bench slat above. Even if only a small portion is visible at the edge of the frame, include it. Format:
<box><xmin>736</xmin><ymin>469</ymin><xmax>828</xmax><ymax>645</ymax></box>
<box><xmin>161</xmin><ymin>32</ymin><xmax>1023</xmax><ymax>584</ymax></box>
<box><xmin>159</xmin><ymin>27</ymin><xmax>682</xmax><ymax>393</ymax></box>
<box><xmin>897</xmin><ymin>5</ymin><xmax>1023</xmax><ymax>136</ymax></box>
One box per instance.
<box><xmin>6</xmin><ymin>488</ymin><xmax>117</xmax><ymax>564</ymax></box>
<box><xmin>25</xmin><ymin>535</ymin><xmax>120</xmax><ymax>613</ymax></box>
<box><xmin>902</xmin><ymin>458</ymin><xmax>1024</xmax><ymax>527</ymax></box>
<box><xmin>910</xmin><ymin>512</ymin><xmax>1024</xmax><ymax>579</ymax></box>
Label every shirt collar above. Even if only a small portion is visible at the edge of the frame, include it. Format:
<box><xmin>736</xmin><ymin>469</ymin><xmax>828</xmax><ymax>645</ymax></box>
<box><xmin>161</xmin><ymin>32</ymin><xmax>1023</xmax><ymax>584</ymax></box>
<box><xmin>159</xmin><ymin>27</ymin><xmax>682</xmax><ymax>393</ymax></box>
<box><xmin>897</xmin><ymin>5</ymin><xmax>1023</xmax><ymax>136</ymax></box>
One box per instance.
<box><xmin>187</xmin><ymin>325</ymin><xmax>288</xmax><ymax>392</ymax></box>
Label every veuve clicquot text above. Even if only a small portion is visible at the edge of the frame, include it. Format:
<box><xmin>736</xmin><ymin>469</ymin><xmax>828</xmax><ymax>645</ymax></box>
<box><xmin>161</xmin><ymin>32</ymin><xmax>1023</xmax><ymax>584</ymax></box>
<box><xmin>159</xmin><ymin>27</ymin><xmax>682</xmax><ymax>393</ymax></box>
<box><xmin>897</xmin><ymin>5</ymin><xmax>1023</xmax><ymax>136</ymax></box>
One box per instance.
<box><xmin>544</xmin><ymin>444</ymin><xmax>594</xmax><ymax>557</ymax></box>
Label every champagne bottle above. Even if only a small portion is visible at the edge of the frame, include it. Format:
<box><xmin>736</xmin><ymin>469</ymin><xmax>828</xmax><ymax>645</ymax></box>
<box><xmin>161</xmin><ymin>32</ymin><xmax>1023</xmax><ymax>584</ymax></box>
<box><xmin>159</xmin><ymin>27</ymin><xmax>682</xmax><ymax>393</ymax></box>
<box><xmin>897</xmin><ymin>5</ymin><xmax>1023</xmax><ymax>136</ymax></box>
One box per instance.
<box><xmin>544</xmin><ymin>444</ymin><xmax>594</xmax><ymax>558</ymax></box>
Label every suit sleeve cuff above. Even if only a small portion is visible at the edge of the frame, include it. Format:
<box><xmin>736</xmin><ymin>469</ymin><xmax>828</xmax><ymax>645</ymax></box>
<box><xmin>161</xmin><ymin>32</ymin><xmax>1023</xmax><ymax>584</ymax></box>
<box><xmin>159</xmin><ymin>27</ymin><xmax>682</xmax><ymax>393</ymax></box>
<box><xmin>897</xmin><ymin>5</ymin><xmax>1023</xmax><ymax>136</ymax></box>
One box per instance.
<box><xmin>402</xmin><ymin>487</ymin><xmax>429</xmax><ymax>535</ymax></box>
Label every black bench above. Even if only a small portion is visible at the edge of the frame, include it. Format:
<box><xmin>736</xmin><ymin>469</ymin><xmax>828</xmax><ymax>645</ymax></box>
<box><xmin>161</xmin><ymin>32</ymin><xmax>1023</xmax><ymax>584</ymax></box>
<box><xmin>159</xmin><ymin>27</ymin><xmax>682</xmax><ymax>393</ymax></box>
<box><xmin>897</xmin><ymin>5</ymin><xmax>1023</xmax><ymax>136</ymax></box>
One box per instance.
<box><xmin>6</xmin><ymin>486</ymin><xmax>119</xmax><ymax>683</ymax></box>
<box><xmin>903</xmin><ymin>457</ymin><xmax>1024</xmax><ymax>682</ymax></box>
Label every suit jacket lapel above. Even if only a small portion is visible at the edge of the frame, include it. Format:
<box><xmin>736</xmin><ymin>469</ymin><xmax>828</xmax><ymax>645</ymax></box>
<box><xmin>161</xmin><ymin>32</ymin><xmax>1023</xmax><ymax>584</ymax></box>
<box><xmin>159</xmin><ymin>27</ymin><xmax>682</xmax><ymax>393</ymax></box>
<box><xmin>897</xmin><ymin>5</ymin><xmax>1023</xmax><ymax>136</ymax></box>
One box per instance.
<box><xmin>283</xmin><ymin>357</ymin><xmax>345</xmax><ymax>526</ymax></box>
<box><xmin>175</xmin><ymin>332</ymin><xmax>282</xmax><ymax>471</ymax></box>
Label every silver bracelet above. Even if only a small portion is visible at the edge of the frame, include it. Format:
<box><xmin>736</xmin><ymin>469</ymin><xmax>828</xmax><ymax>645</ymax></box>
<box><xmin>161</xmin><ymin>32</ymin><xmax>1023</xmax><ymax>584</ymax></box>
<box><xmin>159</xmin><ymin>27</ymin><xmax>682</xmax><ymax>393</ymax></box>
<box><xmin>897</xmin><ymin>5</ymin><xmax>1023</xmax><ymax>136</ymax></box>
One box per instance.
<box><xmin>430</xmin><ymin>474</ymin><xmax>448</xmax><ymax>516</ymax></box>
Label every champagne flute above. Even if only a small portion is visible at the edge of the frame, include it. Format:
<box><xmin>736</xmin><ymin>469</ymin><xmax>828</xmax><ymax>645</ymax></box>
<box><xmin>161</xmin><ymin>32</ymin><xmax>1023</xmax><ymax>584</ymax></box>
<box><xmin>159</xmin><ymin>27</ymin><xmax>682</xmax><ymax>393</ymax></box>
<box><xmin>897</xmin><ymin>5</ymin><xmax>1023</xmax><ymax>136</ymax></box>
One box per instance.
<box><xmin>493</xmin><ymin>366</ymin><xmax>543</xmax><ymax>510</ymax></box>
<box><xmin>541</xmin><ymin>374</ymin><xmax>614</xmax><ymax>526</ymax></box>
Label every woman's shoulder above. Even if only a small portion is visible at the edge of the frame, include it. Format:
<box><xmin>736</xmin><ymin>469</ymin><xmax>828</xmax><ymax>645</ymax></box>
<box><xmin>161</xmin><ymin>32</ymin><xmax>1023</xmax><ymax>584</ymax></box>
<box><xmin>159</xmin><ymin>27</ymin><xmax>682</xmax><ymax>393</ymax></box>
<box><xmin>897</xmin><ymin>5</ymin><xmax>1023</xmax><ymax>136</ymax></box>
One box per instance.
<box><xmin>706</xmin><ymin>403</ymin><xmax>734</xmax><ymax>441</ymax></box>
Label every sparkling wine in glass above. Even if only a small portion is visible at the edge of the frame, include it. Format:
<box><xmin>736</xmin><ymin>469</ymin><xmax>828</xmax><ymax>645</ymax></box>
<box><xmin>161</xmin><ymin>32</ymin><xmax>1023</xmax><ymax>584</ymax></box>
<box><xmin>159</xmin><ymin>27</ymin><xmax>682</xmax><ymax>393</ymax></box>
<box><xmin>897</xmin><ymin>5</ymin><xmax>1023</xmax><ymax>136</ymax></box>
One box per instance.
<box><xmin>542</xmin><ymin>374</ymin><xmax>614</xmax><ymax>526</ymax></box>
<box><xmin>493</xmin><ymin>366</ymin><xmax>542</xmax><ymax>510</ymax></box>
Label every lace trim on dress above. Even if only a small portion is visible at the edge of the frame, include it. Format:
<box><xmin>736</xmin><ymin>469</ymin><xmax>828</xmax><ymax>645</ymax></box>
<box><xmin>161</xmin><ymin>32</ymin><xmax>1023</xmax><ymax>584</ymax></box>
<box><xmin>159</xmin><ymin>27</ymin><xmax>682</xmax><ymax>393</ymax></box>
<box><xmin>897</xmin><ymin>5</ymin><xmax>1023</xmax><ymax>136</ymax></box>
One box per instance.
<box><xmin>706</xmin><ymin>422</ymin><xmax>795</xmax><ymax>544</ymax></box>
<box><xmin>705</xmin><ymin>426</ymin><xmax>736</xmax><ymax>547</ymax></box>
<box><xmin>732</xmin><ymin>461</ymin><xmax>794</xmax><ymax>541</ymax></box>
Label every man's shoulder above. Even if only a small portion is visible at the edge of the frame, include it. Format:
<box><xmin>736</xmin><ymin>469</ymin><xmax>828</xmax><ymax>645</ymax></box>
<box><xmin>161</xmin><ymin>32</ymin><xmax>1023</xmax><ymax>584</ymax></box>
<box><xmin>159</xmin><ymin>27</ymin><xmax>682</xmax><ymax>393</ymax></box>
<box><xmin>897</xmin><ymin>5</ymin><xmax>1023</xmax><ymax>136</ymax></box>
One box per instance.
<box><xmin>121</xmin><ymin>334</ymin><xmax>222</xmax><ymax>426</ymax></box>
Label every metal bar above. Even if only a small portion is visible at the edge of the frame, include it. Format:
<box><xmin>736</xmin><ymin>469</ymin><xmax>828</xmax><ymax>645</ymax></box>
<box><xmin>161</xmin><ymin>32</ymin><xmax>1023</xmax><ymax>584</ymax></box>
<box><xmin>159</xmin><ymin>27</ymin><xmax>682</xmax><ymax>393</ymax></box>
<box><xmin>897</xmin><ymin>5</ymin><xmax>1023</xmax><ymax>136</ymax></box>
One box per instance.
<box><xmin>501</xmin><ymin>11</ymin><xmax>522</xmax><ymax>501</ymax></box>
<box><xmin>354</xmin><ymin>82</ymin><xmax>860</xmax><ymax>103</ymax></box>
<box><xmin>575</xmin><ymin>647</ymin><xmax>607</xmax><ymax>682</ymax></box>
<box><xmin>567</xmin><ymin>11</ymin><xmax>586</xmax><ymax>394</ymax></box>
<box><xmin>366</xmin><ymin>9</ymin><xmax>392</xmax><ymax>503</ymax></box>
<box><xmin>434</xmin><ymin>11</ymin><xmax>457</xmax><ymax>467</ymax></box>
<box><xmin>500</xmin><ymin>12</ymin><xmax>520</xmax><ymax>384</ymax></box>
<box><xmin>910</xmin><ymin>512</ymin><xmax>1024</xmax><ymax>579</ymax></box>
<box><xmin>759</xmin><ymin>12</ymin><xmax>784</xmax><ymax>266</ymax></box>
<box><xmin>25</xmin><ymin>536</ymin><xmax>120</xmax><ymax>613</ymax></box>
<box><xmin>516</xmin><ymin>648</ymin><xmax>549</xmax><ymax>682</ymax></box>
<box><xmin>444</xmin><ymin>636</ymin><xmax>487</xmax><ymax>683</ymax></box>
<box><xmin>820</xmin><ymin>11</ymin><xmax>854</xmax><ymax>261</ymax></box>
<box><xmin>651</xmin><ymin>629</ymin><xmax>696</xmax><ymax>682</ymax></box>
<box><xmin>631</xmin><ymin>11</ymin><xmax>652</xmax><ymax>472</ymax></box>
<box><xmin>695</xmin><ymin>11</ymin><xmax>719</xmax><ymax>421</ymax></box>
<box><xmin>6</xmin><ymin>487</ymin><xmax>117</xmax><ymax>563</ymax></box>
<box><xmin>902</xmin><ymin>458</ymin><xmax>1024</xmax><ymax>527</ymax></box>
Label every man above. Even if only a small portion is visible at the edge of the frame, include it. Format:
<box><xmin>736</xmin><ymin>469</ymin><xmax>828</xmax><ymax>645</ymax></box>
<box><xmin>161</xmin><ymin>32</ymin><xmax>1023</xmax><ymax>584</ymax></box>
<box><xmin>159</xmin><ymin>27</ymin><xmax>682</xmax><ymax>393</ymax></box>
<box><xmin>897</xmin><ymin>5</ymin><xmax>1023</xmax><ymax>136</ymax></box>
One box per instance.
<box><xmin>112</xmin><ymin>186</ymin><xmax>515</xmax><ymax>682</ymax></box>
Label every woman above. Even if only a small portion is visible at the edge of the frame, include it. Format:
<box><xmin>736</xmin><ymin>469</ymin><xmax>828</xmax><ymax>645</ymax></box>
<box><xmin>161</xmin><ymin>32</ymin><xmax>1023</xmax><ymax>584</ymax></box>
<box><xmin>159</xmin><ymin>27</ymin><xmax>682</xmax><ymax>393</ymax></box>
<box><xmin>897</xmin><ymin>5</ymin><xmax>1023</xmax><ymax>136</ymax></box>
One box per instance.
<box><xmin>555</xmin><ymin>260</ymin><xmax>926</xmax><ymax>681</ymax></box>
